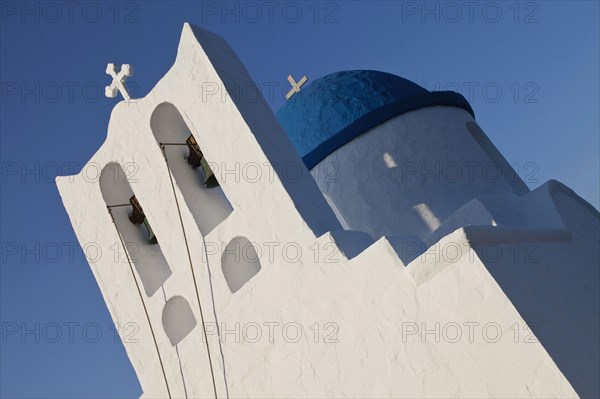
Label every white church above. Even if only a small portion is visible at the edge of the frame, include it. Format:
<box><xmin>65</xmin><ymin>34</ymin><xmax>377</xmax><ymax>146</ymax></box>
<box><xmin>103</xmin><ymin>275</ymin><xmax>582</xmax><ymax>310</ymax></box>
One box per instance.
<box><xmin>57</xmin><ymin>24</ymin><xmax>599</xmax><ymax>398</ymax></box>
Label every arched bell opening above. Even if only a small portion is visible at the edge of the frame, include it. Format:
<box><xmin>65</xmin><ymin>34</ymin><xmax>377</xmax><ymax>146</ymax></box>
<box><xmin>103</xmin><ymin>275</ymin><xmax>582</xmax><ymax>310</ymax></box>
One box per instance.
<box><xmin>100</xmin><ymin>162</ymin><xmax>172</xmax><ymax>296</ymax></box>
<box><xmin>151</xmin><ymin>102</ymin><xmax>233</xmax><ymax>236</ymax></box>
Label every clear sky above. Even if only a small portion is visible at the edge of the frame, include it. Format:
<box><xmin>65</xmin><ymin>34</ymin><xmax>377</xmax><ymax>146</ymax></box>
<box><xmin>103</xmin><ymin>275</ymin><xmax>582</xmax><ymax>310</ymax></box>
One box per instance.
<box><xmin>1</xmin><ymin>1</ymin><xmax>598</xmax><ymax>397</ymax></box>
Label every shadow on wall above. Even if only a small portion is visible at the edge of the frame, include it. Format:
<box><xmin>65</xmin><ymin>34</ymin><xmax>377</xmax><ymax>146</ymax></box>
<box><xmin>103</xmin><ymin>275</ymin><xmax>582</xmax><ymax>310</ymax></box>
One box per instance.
<box><xmin>478</xmin><ymin>195</ymin><xmax>599</xmax><ymax>398</ymax></box>
<box><xmin>99</xmin><ymin>162</ymin><xmax>172</xmax><ymax>296</ymax></box>
<box><xmin>465</xmin><ymin>121</ymin><xmax>529</xmax><ymax>196</ymax></box>
<box><xmin>150</xmin><ymin>102</ymin><xmax>233</xmax><ymax>236</ymax></box>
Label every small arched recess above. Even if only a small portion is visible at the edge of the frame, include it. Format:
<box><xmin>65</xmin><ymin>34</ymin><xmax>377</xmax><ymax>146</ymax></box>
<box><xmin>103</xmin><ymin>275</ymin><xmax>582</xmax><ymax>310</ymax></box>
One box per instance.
<box><xmin>162</xmin><ymin>296</ymin><xmax>197</xmax><ymax>346</ymax></box>
<box><xmin>150</xmin><ymin>102</ymin><xmax>233</xmax><ymax>236</ymax></box>
<box><xmin>221</xmin><ymin>236</ymin><xmax>262</xmax><ymax>293</ymax></box>
<box><xmin>99</xmin><ymin>162</ymin><xmax>172</xmax><ymax>296</ymax></box>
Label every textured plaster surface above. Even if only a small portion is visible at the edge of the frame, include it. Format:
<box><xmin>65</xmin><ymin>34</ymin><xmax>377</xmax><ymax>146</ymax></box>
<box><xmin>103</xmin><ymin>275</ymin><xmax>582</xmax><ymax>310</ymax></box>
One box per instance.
<box><xmin>56</xmin><ymin>23</ymin><xmax>598</xmax><ymax>398</ymax></box>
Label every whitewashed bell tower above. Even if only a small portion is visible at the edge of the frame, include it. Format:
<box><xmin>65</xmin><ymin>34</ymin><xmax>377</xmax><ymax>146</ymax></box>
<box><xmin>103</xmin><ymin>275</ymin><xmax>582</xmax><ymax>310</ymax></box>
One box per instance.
<box><xmin>57</xmin><ymin>23</ymin><xmax>599</xmax><ymax>398</ymax></box>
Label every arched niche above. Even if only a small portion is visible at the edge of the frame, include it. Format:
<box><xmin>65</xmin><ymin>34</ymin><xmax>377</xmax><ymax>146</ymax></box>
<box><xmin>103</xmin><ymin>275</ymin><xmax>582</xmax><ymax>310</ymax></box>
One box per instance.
<box><xmin>99</xmin><ymin>162</ymin><xmax>172</xmax><ymax>296</ymax></box>
<box><xmin>150</xmin><ymin>102</ymin><xmax>233</xmax><ymax>236</ymax></box>
<box><xmin>221</xmin><ymin>236</ymin><xmax>262</xmax><ymax>293</ymax></box>
<box><xmin>162</xmin><ymin>295</ymin><xmax>197</xmax><ymax>346</ymax></box>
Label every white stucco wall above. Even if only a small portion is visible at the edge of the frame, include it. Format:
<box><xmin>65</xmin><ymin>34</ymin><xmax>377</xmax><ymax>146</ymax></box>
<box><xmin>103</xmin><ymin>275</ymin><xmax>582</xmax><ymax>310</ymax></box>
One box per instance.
<box><xmin>55</xmin><ymin>23</ymin><xmax>599</xmax><ymax>398</ymax></box>
<box><xmin>310</xmin><ymin>106</ymin><xmax>526</xmax><ymax>241</ymax></box>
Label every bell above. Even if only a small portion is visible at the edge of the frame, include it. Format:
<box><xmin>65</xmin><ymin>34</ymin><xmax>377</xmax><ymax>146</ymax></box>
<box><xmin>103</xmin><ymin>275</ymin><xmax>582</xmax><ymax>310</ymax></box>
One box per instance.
<box><xmin>200</xmin><ymin>156</ymin><xmax>219</xmax><ymax>188</ymax></box>
<box><xmin>128</xmin><ymin>195</ymin><xmax>145</xmax><ymax>225</ymax></box>
<box><xmin>128</xmin><ymin>196</ymin><xmax>158</xmax><ymax>245</ymax></box>
<box><xmin>186</xmin><ymin>134</ymin><xmax>219</xmax><ymax>188</ymax></box>
<box><xmin>143</xmin><ymin>217</ymin><xmax>158</xmax><ymax>245</ymax></box>
<box><xmin>185</xmin><ymin>134</ymin><xmax>203</xmax><ymax>169</ymax></box>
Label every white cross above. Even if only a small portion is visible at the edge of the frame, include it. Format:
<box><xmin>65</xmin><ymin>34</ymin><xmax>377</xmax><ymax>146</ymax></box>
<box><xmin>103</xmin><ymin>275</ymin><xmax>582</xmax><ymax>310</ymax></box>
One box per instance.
<box><xmin>105</xmin><ymin>63</ymin><xmax>134</xmax><ymax>101</ymax></box>
<box><xmin>285</xmin><ymin>75</ymin><xmax>308</xmax><ymax>100</ymax></box>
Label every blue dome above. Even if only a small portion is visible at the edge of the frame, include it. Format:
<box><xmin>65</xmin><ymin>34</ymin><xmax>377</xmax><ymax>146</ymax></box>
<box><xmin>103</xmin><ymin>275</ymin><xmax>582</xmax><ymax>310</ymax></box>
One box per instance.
<box><xmin>276</xmin><ymin>70</ymin><xmax>474</xmax><ymax>169</ymax></box>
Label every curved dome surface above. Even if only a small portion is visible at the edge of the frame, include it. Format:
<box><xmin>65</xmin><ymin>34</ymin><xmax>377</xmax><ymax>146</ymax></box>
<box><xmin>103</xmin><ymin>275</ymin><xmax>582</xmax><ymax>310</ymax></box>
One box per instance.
<box><xmin>276</xmin><ymin>70</ymin><xmax>474</xmax><ymax>169</ymax></box>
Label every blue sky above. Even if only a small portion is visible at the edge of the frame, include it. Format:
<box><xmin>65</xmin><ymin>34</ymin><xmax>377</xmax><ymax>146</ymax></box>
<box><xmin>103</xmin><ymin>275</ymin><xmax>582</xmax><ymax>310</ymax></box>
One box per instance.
<box><xmin>1</xmin><ymin>1</ymin><xmax>598</xmax><ymax>397</ymax></box>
